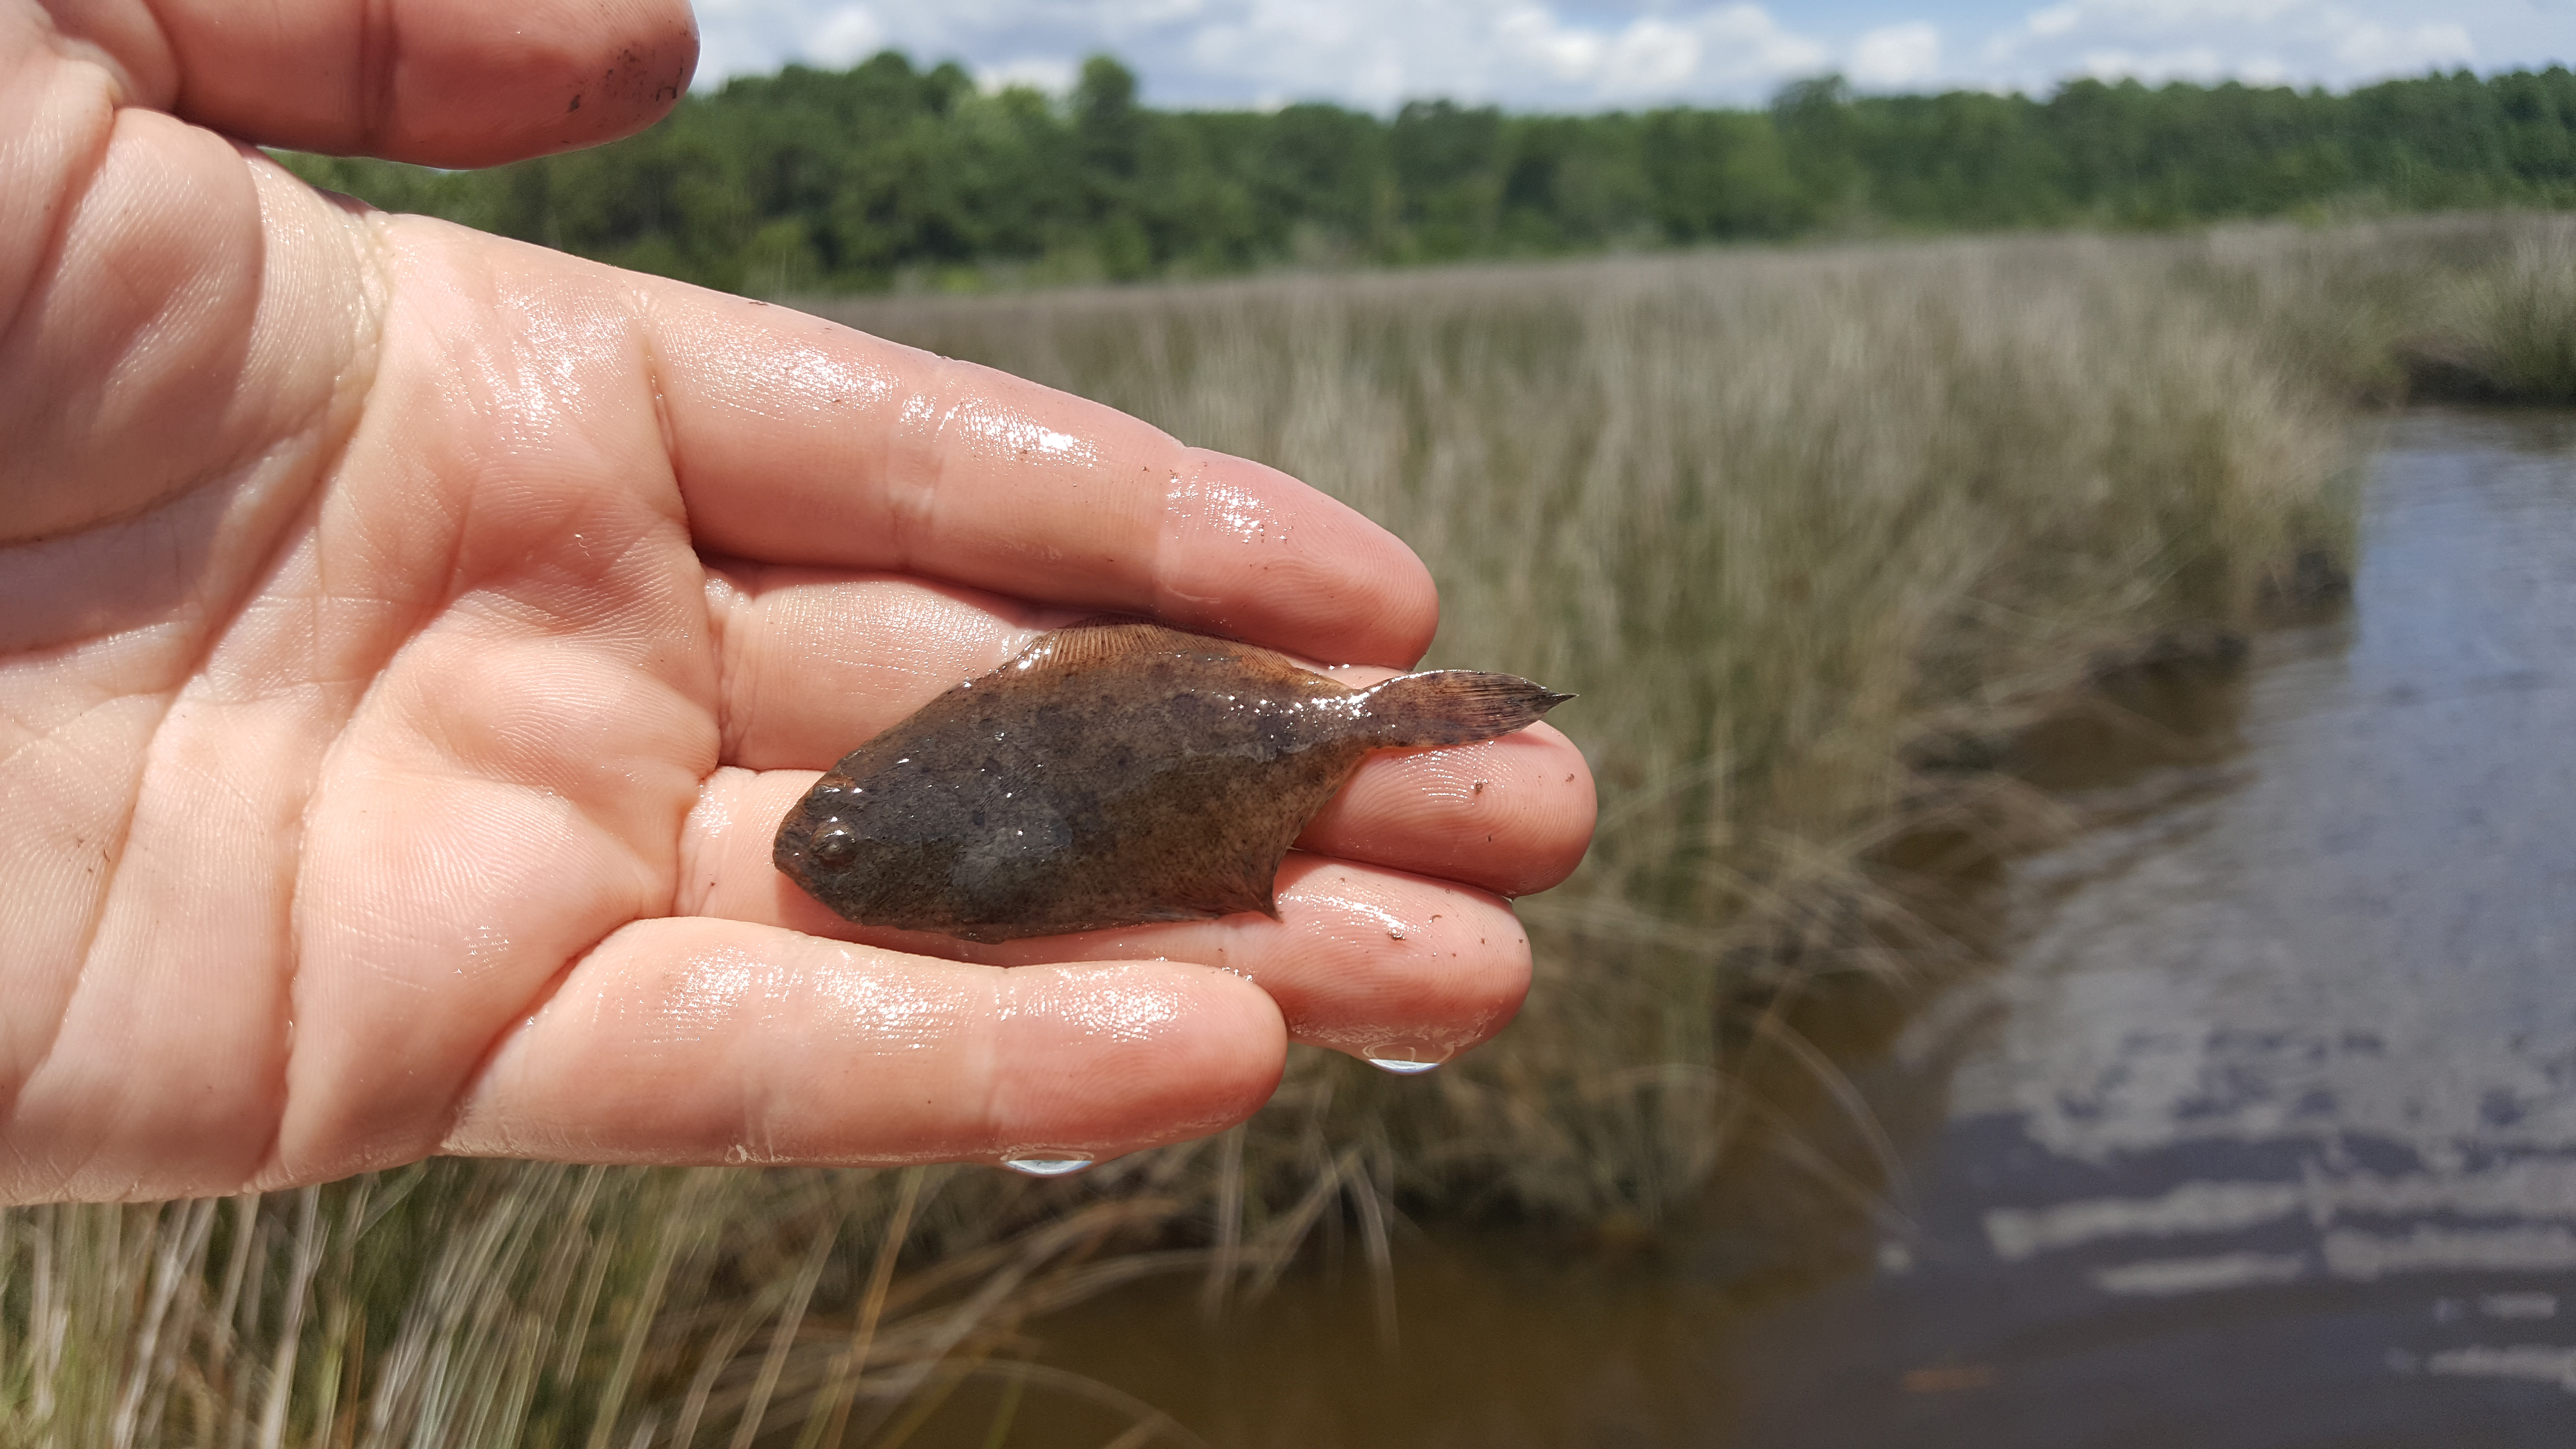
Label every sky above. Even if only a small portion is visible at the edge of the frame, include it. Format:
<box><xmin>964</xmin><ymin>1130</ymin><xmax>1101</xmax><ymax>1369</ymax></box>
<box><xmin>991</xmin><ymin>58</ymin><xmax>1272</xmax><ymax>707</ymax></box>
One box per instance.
<box><xmin>689</xmin><ymin>0</ymin><xmax>2574</xmax><ymax>110</ymax></box>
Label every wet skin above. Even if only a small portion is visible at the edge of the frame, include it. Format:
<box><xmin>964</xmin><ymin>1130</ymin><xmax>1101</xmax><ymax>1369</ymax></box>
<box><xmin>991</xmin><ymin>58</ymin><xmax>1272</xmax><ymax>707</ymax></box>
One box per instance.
<box><xmin>776</xmin><ymin>621</ymin><xmax>1571</xmax><ymax>941</ymax></box>
<box><xmin>0</xmin><ymin>0</ymin><xmax>1599</xmax><ymax>1200</ymax></box>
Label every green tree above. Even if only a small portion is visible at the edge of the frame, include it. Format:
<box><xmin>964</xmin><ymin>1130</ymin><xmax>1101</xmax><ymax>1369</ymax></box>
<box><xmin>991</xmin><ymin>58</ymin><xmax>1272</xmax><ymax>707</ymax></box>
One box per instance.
<box><xmin>276</xmin><ymin>58</ymin><xmax>2576</xmax><ymax>293</ymax></box>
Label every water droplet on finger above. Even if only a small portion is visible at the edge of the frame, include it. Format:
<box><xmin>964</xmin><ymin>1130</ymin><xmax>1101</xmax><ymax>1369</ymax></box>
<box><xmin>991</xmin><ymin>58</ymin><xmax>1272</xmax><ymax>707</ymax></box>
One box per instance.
<box><xmin>1367</xmin><ymin>1055</ymin><xmax>1443</xmax><ymax>1076</ymax></box>
<box><xmin>1000</xmin><ymin>1152</ymin><xmax>1097</xmax><ymax>1176</ymax></box>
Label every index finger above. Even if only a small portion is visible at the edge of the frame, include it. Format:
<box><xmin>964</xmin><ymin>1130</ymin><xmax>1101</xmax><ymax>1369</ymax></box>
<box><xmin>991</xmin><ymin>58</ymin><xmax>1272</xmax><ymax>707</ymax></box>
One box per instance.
<box><xmin>640</xmin><ymin>283</ymin><xmax>1439</xmax><ymax>668</ymax></box>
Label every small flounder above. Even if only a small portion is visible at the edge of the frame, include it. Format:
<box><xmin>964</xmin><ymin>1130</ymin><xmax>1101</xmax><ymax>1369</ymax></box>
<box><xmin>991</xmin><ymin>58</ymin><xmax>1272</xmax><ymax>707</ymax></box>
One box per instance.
<box><xmin>774</xmin><ymin>619</ymin><xmax>1571</xmax><ymax>941</ymax></box>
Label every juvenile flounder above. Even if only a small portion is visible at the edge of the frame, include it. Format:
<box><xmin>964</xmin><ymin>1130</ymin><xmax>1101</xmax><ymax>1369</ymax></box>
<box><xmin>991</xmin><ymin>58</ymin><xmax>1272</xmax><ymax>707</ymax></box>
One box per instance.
<box><xmin>774</xmin><ymin>619</ymin><xmax>1571</xmax><ymax>942</ymax></box>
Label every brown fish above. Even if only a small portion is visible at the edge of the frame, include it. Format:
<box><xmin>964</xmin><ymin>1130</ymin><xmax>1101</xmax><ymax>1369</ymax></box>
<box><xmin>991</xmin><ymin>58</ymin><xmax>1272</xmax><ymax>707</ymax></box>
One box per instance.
<box><xmin>774</xmin><ymin>620</ymin><xmax>1571</xmax><ymax>942</ymax></box>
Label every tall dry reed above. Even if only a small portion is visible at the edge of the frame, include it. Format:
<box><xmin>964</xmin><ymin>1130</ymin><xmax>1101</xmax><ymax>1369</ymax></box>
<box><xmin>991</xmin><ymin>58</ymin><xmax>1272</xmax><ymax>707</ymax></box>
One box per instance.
<box><xmin>0</xmin><ymin>1158</ymin><xmax>1267</xmax><ymax>1447</ymax></box>
<box><xmin>2435</xmin><ymin>215</ymin><xmax>2576</xmax><ymax>403</ymax></box>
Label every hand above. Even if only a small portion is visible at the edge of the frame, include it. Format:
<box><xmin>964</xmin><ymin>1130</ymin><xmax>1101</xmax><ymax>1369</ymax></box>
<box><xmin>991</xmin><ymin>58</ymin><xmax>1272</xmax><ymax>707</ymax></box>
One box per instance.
<box><xmin>0</xmin><ymin>0</ymin><xmax>1596</xmax><ymax>1202</ymax></box>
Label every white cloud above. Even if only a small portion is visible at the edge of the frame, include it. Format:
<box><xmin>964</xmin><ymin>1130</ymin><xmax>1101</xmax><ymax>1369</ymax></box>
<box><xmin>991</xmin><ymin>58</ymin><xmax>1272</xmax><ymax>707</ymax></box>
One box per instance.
<box><xmin>2333</xmin><ymin>21</ymin><xmax>2475</xmax><ymax>73</ymax></box>
<box><xmin>805</xmin><ymin>5</ymin><xmax>884</xmax><ymax>69</ymax></box>
<box><xmin>1599</xmin><ymin>21</ymin><xmax>1705</xmax><ymax>96</ymax></box>
<box><xmin>689</xmin><ymin>0</ymin><xmax>2570</xmax><ymax>106</ymax></box>
<box><xmin>1992</xmin><ymin>0</ymin><xmax>2494</xmax><ymax>89</ymax></box>
<box><xmin>1484</xmin><ymin>5</ymin><xmax>1829</xmax><ymax>98</ymax></box>
<box><xmin>1851</xmin><ymin>22</ymin><xmax>1943</xmax><ymax>90</ymax></box>
<box><xmin>2074</xmin><ymin>44</ymin><xmax>2236</xmax><ymax>82</ymax></box>
<box><xmin>1702</xmin><ymin>5</ymin><xmax>1835</xmax><ymax>83</ymax></box>
<box><xmin>693</xmin><ymin>0</ymin><xmax>1841</xmax><ymax>108</ymax></box>
<box><xmin>977</xmin><ymin>56</ymin><xmax>1080</xmax><ymax>95</ymax></box>
<box><xmin>1162</xmin><ymin>1</ymin><xmax>1835</xmax><ymax>109</ymax></box>
<box><xmin>1498</xmin><ymin>4</ymin><xmax>1611</xmax><ymax>82</ymax></box>
<box><xmin>2029</xmin><ymin>5</ymin><xmax>2083</xmax><ymax>39</ymax></box>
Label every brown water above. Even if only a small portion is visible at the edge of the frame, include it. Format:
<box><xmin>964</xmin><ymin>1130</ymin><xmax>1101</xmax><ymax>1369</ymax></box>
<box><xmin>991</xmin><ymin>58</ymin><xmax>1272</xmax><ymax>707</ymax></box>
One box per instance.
<box><xmin>934</xmin><ymin>410</ymin><xmax>2576</xmax><ymax>1448</ymax></box>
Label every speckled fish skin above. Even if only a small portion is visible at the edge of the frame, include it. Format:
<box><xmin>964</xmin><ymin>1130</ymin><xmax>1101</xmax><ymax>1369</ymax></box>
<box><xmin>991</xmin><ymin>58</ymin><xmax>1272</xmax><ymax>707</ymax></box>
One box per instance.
<box><xmin>774</xmin><ymin>620</ymin><xmax>1572</xmax><ymax>942</ymax></box>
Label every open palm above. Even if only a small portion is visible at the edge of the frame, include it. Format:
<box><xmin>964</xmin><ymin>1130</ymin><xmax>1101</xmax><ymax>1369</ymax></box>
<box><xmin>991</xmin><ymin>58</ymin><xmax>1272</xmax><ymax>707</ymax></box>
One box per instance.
<box><xmin>0</xmin><ymin>0</ymin><xmax>1594</xmax><ymax>1203</ymax></box>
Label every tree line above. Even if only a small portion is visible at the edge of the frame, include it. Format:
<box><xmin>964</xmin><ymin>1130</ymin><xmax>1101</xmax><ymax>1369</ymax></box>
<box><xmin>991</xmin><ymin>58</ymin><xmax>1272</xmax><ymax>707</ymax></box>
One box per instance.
<box><xmin>283</xmin><ymin>56</ymin><xmax>2576</xmax><ymax>294</ymax></box>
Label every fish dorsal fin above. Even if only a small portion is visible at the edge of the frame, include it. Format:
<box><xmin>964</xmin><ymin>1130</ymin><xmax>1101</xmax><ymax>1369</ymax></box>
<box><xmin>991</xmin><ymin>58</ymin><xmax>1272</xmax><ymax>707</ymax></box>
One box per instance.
<box><xmin>1016</xmin><ymin>618</ymin><xmax>1270</xmax><ymax>675</ymax></box>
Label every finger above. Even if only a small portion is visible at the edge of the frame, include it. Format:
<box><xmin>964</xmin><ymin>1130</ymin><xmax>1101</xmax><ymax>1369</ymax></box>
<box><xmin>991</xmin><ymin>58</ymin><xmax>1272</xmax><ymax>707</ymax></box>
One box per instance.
<box><xmin>682</xmin><ymin>770</ymin><xmax>1532</xmax><ymax>1067</ymax></box>
<box><xmin>2</xmin><ymin>52</ymin><xmax>370</xmax><ymax>546</ymax></box>
<box><xmin>442</xmin><ymin>919</ymin><xmax>1286</xmax><ymax>1167</ymax></box>
<box><xmin>703</xmin><ymin>564</ymin><xmax>1591</xmax><ymax>895</ymax></box>
<box><xmin>1296</xmin><ymin>724</ymin><xmax>1596</xmax><ymax>898</ymax></box>
<box><xmin>961</xmin><ymin>854</ymin><xmax>1534</xmax><ymax>1070</ymax></box>
<box><xmin>704</xmin><ymin>564</ymin><xmax>1060</xmax><ymax>770</ymax></box>
<box><xmin>56</xmin><ymin>0</ymin><xmax>696</xmax><ymax>166</ymax></box>
<box><xmin>642</xmin><ymin>281</ymin><xmax>1439</xmax><ymax>669</ymax></box>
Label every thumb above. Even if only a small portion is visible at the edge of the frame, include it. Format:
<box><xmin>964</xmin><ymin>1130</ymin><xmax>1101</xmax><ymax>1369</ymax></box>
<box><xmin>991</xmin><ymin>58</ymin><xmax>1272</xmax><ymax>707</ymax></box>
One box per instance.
<box><xmin>44</xmin><ymin>0</ymin><xmax>695</xmax><ymax>167</ymax></box>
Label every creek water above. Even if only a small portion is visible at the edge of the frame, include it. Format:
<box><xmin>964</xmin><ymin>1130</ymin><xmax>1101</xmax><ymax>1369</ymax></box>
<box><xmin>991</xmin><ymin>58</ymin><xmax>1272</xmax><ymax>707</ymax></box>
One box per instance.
<box><xmin>959</xmin><ymin>409</ymin><xmax>2576</xmax><ymax>1448</ymax></box>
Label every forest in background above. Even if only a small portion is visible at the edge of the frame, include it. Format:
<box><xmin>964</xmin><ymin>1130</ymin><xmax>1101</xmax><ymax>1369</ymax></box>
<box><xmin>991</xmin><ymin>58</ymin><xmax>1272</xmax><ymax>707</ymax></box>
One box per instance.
<box><xmin>283</xmin><ymin>57</ymin><xmax>2576</xmax><ymax>294</ymax></box>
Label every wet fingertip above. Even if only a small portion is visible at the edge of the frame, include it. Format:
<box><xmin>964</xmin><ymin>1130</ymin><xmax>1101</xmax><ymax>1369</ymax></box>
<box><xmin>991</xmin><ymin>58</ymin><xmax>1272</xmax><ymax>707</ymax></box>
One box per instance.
<box><xmin>1157</xmin><ymin>961</ymin><xmax>1291</xmax><ymax>1107</ymax></box>
<box><xmin>1221</xmin><ymin>461</ymin><xmax>1437</xmax><ymax>666</ymax></box>
<box><xmin>994</xmin><ymin>961</ymin><xmax>1287</xmax><ymax>1148</ymax></box>
<box><xmin>1341</xmin><ymin>535</ymin><xmax>1440</xmax><ymax>667</ymax></box>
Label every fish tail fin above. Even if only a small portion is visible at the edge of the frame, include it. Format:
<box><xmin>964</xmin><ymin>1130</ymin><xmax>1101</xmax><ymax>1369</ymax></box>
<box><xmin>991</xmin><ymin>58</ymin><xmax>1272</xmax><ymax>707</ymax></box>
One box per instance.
<box><xmin>1357</xmin><ymin>671</ymin><xmax>1572</xmax><ymax>748</ymax></box>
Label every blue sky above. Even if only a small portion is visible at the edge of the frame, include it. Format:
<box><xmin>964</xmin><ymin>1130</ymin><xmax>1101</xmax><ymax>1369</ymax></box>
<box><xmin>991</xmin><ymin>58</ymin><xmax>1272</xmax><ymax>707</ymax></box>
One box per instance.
<box><xmin>690</xmin><ymin>0</ymin><xmax>2572</xmax><ymax>109</ymax></box>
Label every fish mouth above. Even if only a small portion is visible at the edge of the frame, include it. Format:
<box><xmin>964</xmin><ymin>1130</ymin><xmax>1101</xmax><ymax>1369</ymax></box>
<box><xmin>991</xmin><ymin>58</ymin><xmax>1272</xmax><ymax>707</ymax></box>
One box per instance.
<box><xmin>772</xmin><ymin>830</ymin><xmax>808</xmax><ymax>877</ymax></box>
<box><xmin>773</xmin><ymin>803</ymin><xmax>825</xmax><ymax>876</ymax></box>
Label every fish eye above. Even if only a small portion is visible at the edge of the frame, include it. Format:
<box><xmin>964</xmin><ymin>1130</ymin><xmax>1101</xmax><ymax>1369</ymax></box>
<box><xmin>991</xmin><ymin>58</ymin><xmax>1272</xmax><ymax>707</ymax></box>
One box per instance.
<box><xmin>811</xmin><ymin>826</ymin><xmax>859</xmax><ymax>869</ymax></box>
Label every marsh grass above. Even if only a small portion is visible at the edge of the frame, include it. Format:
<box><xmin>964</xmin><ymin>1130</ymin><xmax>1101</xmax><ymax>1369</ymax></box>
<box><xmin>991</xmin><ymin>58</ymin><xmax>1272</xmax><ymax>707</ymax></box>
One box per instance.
<box><xmin>820</xmin><ymin>226</ymin><xmax>2365</xmax><ymax>1224</ymax></box>
<box><xmin>2203</xmin><ymin>212</ymin><xmax>2576</xmax><ymax>406</ymax></box>
<box><xmin>2435</xmin><ymin>216</ymin><xmax>2576</xmax><ymax>403</ymax></box>
<box><xmin>10</xmin><ymin>214</ymin><xmax>2570</xmax><ymax>1444</ymax></box>
<box><xmin>0</xmin><ymin>1158</ymin><xmax>1291</xmax><ymax>1447</ymax></box>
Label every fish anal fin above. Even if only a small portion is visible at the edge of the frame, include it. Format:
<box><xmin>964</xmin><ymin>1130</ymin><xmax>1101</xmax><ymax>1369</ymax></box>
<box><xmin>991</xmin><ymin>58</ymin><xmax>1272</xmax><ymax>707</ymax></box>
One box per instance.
<box><xmin>1146</xmin><ymin>836</ymin><xmax>1289</xmax><ymax>925</ymax></box>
